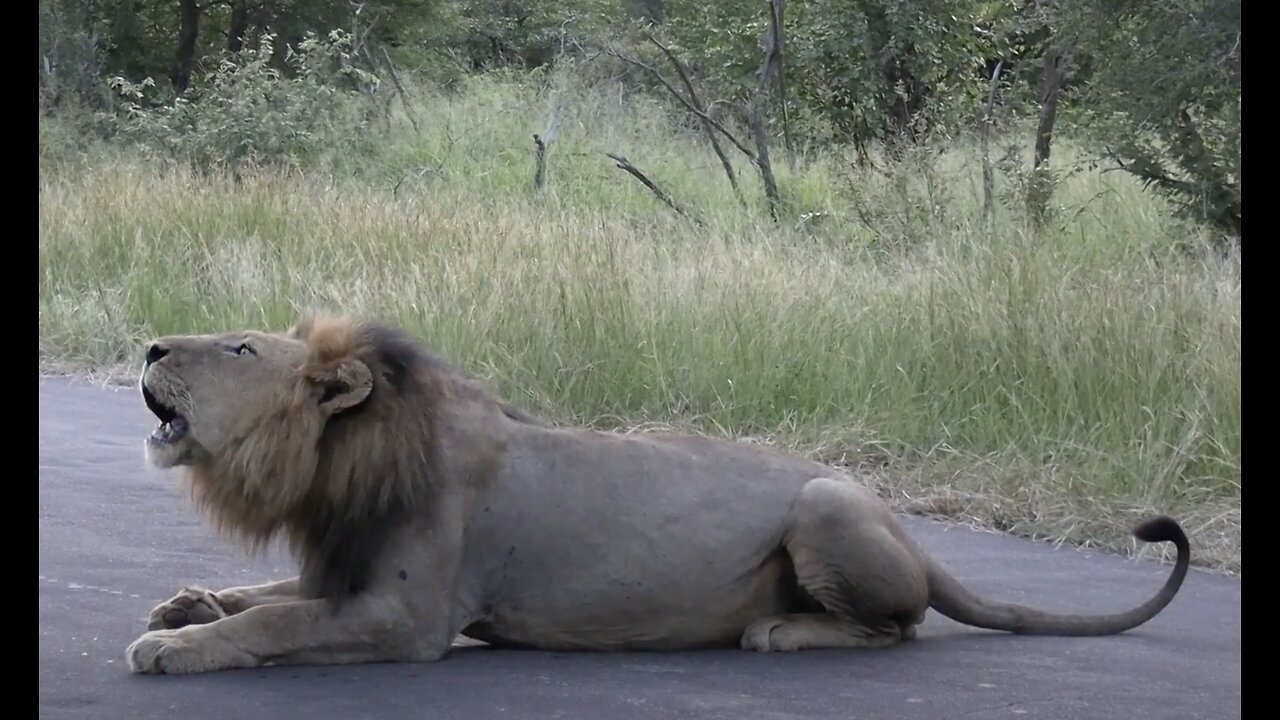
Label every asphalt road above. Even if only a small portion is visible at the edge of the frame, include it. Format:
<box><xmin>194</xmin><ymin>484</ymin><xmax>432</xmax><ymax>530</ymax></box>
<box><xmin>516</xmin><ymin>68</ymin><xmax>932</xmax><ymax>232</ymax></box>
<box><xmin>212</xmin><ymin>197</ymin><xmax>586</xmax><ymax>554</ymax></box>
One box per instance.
<box><xmin>38</xmin><ymin>375</ymin><xmax>1240</xmax><ymax>720</ymax></box>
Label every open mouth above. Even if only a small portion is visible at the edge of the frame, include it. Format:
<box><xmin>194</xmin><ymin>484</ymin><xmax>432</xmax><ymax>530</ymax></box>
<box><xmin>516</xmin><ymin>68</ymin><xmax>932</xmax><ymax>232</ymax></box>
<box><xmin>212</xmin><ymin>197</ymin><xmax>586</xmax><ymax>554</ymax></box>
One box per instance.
<box><xmin>142</xmin><ymin>384</ymin><xmax>190</xmax><ymax>445</ymax></box>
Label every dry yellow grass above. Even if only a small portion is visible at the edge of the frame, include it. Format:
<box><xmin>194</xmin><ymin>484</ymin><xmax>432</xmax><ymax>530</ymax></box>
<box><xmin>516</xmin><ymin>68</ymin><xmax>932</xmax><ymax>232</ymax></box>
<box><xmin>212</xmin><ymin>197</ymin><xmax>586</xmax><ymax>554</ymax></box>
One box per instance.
<box><xmin>39</xmin><ymin>78</ymin><xmax>1240</xmax><ymax>571</ymax></box>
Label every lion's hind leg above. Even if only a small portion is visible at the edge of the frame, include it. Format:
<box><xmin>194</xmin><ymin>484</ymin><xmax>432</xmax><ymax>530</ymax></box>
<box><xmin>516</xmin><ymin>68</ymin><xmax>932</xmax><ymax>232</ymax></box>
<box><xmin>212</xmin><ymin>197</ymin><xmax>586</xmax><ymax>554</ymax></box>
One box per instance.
<box><xmin>741</xmin><ymin>613</ymin><xmax>905</xmax><ymax>651</ymax></box>
<box><xmin>741</xmin><ymin>477</ymin><xmax>929</xmax><ymax>652</ymax></box>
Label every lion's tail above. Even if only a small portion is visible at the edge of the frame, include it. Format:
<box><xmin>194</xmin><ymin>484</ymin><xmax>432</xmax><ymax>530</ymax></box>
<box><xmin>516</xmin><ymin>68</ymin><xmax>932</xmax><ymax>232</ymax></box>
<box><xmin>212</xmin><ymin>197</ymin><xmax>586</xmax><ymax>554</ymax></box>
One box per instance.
<box><xmin>925</xmin><ymin>516</ymin><xmax>1190</xmax><ymax>636</ymax></box>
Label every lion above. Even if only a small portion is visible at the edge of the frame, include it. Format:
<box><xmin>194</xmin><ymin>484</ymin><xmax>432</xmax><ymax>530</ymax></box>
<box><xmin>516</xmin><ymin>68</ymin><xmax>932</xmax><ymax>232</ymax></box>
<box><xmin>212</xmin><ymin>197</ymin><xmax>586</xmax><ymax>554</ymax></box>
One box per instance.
<box><xmin>125</xmin><ymin>312</ymin><xmax>1189</xmax><ymax>674</ymax></box>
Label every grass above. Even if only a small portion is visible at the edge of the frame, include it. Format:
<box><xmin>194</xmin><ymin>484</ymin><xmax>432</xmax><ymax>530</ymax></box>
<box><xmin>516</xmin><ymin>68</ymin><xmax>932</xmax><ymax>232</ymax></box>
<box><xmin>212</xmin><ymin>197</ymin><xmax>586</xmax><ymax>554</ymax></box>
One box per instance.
<box><xmin>38</xmin><ymin>72</ymin><xmax>1241</xmax><ymax>572</ymax></box>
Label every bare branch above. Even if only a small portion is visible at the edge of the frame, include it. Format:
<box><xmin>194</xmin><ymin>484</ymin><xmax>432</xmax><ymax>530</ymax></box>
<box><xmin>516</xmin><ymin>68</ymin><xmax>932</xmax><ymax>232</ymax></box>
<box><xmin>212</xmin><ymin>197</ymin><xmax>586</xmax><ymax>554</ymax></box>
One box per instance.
<box><xmin>392</xmin><ymin>166</ymin><xmax>444</xmax><ymax>198</ymax></box>
<box><xmin>348</xmin><ymin>2</ymin><xmax>378</xmax><ymax>59</ymax></box>
<box><xmin>645</xmin><ymin>33</ymin><xmax>743</xmax><ymax>204</ymax></box>
<box><xmin>533</xmin><ymin>134</ymin><xmax>549</xmax><ymax>191</ymax></box>
<box><xmin>1221</xmin><ymin>31</ymin><xmax>1240</xmax><ymax>64</ymax></box>
<box><xmin>542</xmin><ymin>102</ymin><xmax>563</xmax><ymax>142</ymax></box>
<box><xmin>750</xmin><ymin>0</ymin><xmax>784</xmax><ymax>219</ymax></box>
<box><xmin>1104</xmin><ymin>146</ymin><xmax>1191</xmax><ymax>195</ymax></box>
<box><xmin>981</xmin><ymin>59</ymin><xmax>1004</xmax><ymax>227</ymax></box>
<box><xmin>379</xmin><ymin>47</ymin><xmax>419</xmax><ymax>134</ymax></box>
<box><xmin>528</xmin><ymin>29</ymin><xmax>575</xmax><ymax>193</ymax></box>
<box><xmin>602</xmin><ymin>47</ymin><xmax>757</xmax><ymax>162</ymax></box>
<box><xmin>605</xmin><ymin>152</ymin><xmax>696</xmax><ymax>222</ymax></box>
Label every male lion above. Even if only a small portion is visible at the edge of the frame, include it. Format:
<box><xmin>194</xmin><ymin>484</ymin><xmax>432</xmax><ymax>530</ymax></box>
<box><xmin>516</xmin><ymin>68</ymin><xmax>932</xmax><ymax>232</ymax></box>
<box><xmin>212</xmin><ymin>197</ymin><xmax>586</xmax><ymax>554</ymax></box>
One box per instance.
<box><xmin>126</xmin><ymin>313</ymin><xmax>1189</xmax><ymax>674</ymax></box>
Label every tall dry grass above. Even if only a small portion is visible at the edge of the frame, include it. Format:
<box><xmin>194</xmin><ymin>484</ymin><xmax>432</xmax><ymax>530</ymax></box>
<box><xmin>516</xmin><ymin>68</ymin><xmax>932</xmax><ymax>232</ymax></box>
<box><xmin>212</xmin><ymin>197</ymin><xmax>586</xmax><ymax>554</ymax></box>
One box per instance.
<box><xmin>38</xmin><ymin>74</ymin><xmax>1240</xmax><ymax>570</ymax></box>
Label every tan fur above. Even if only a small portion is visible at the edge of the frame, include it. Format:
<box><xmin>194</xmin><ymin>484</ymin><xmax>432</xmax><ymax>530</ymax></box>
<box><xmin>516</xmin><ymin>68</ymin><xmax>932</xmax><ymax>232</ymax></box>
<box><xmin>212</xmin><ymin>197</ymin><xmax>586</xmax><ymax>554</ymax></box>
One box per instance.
<box><xmin>185</xmin><ymin>315</ymin><xmax>428</xmax><ymax>552</ymax></box>
<box><xmin>126</xmin><ymin>313</ymin><xmax>1190</xmax><ymax>674</ymax></box>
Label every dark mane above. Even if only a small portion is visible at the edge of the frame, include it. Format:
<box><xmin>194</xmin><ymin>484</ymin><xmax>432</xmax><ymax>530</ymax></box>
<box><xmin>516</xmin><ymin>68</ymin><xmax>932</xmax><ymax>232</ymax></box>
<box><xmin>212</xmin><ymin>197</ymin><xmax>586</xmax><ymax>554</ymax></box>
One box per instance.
<box><xmin>362</xmin><ymin>322</ymin><xmax>542</xmax><ymax>425</ymax></box>
<box><xmin>186</xmin><ymin>314</ymin><xmax>539</xmax><ymax>604</ymax></box>
<box><xmin>291</xmin><ymin>318</ymin><xmax>537</xmax><ymax>602</ymax></box>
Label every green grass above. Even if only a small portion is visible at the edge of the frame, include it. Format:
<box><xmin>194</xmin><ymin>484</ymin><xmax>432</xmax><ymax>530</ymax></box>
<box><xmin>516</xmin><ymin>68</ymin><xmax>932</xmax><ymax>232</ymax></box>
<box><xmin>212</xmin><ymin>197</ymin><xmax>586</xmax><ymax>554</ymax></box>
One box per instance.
<box><xmin>38</xmin><ymin>73</ymin><xmax>1241</xmax><ymax>571</ymax></box>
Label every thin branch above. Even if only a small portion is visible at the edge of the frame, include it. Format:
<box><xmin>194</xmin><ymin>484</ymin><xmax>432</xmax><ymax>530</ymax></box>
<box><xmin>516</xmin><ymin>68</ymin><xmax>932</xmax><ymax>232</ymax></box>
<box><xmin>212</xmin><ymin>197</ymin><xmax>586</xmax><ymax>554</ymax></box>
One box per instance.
<box><xmin>348</xmin><ymin>2</ymin><xmax>377</xmax><ymax>59</ymax></box>
<box><xmin>529</xmin><ymin>27</ymin><xmax>573</xmax><ymax>194</ymax></box>
<box><xmin>771</xmin><ymin>0</ymin><xmax>795</xmax><ymax>171</ymax></box>
<box><xmin>540</xmin><ymin>97</ymin><xmax>563</xmax><ymax>145</ymax></box>
<box><xmin>645</xmin><ymin>33</ymin><xmax>743</xmax><ymax>204</ymax></box>
<box><xmin>605</xmin><ymin>152</ymin><xmax>695</xmax><ymax>221</ymax></box>
<box><xmin>981</xmin><ymin>59</ymin><xmax>1004</xmax><ymax>226</ymax></box>
<box><xmin>1221</xmin><ymin>31</ymin><xmax>1240</xmax><ymax>64</ymax></box>
<box><xmin>602</xmin><ymin>47</ymin><xmax>757</xmax><ymax>162</ymax></box>
<box><xmin>1104</xmin><ymin>147</ymin><xmax>1190</xmax><ymax>194</ymax></box>
<box><xmin>379</xmin><ymin>47</ymin><xmax>419</xmax><ymax>134</ymax></box>
<box><xmin>392</xmin><ymin>166</ymin><xmax>444</xmax><ymax>197</ymax></box>
<box><xmin>533</xmin><ymin>134</ymin><xmax>548</xmax><ymax>191</ymax></box>
<box><xmin>750</xmin><ymin>1</ymin><xmax>784</xmax><ymax>219</ymax></box>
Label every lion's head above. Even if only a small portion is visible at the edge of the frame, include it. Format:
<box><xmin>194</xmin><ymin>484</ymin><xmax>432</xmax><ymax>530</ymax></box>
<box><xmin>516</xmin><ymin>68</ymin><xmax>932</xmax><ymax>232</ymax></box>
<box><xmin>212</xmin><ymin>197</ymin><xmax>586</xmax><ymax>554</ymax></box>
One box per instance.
<box><xmin>141</xmin><ymin>317</ymin><xmax>372</xmax><ymax>471</ymax></box>
<box><xmin>139</xmin><ymin>312</ymin><xmax>533</xmax><ymax>597</ymax></box>
<box><xmin>141</xmin><ymin>314</ymin><xmax>450</xmax><ymax>566</ymax></box>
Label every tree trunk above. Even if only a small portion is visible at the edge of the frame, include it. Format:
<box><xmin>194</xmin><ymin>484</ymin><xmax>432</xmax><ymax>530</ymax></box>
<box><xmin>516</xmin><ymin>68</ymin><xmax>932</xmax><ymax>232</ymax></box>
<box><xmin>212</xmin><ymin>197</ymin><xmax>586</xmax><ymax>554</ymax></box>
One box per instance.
<box><xmin>1033</xmin><ymin>45</ymin><xmax>1068</xmax><ymax>171</ymax></box>
<box><xmin>109</xmin><ymin>0</ymin><xmax>143</xmax><ymax>78</ymax></box>
<box><xmin>227</xmin><ymin>0</ymin><xmax>250</xmax><ymax>53</ymax></box>
<box><xmin>772</xmin><ymin>0</ymin><xmax>795</xmax><ymax>171</ymax></box>
<box><xmin>171</xmin><ymin>0</ymin><xmax>201</xmax><ymax>93</ymax></box>
<box><xmin>646</xmin><ymin>34</ymin><xmax>744</xmax><ymax>204</ymax></box>
<box><xmin>1028</xmin><ymin>44</ymin><xmax>1069</xmax><ymax>225</ymax></box>
<box><xmin>254</xmin><ymin>0</ymin><xmax>276</xmax><ymax>56</ymax></box>
<box><xmin>982</xmin><ymin>60</ymin><xmax>1004</xmax><ymax>227</ymax></box>
<box><xmin>751</xmin><ymin>1</ymin><xmax>783</xmax><ymax>219</ymax></box>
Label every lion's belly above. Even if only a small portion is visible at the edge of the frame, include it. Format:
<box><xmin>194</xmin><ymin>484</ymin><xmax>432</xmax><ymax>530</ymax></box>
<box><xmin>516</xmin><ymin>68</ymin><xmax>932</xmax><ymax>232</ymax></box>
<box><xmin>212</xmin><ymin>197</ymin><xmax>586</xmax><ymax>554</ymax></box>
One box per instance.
<box><xmin>456</xmin><ymin>428</ymin><xmax>828</xmax><ymax>651</ymax></box>
<box><xmin>462</xmin><ymin>549</ymin><xmax>801</xmax><ymax>651</ymax></box>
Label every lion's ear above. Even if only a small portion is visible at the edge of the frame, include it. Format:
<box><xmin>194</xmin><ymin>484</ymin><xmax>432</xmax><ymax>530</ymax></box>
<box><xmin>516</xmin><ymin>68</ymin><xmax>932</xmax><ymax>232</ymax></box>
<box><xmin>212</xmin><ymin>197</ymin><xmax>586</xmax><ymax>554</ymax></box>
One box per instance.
<box><xmin>311</xmin><ymin>358</ymin><xmax>373</xmax><ymax>415</ymax></box>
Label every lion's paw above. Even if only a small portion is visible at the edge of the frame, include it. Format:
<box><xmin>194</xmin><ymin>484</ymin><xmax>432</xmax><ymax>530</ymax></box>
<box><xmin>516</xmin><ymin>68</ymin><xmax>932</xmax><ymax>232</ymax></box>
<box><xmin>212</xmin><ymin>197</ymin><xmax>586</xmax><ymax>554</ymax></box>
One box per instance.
<box><xmin>146</xmin><ymin>587</ymin><xmax>228</xmax><ymax>631</ymax></box>
<box><xmin>125</xmin><ymin>629</ymin><xmax>199</xmax><ymax>674</ymax></box>
<box><xmin>740</xmin><ymin>617</ymin><xmax>788</xmax><ymax>652</ymax></box>
<box><xmin>125</xmin><ymin>628</ymin><xmax>255</xmax><ymax>674</ymax></box>
<box><xmin>741</xmin><ymin>615</ymin><xmax>901</xmax><ymax>651</ymax></box>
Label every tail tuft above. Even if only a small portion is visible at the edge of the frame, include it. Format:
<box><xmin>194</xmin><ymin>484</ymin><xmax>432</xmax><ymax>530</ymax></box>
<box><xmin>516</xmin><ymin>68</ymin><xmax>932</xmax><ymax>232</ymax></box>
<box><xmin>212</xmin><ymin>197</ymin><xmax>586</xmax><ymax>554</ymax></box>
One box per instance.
<box><xmin>1132</xmin><ymin>516</ymin><xmax>1187</xmax><ymax>546</ymax></box>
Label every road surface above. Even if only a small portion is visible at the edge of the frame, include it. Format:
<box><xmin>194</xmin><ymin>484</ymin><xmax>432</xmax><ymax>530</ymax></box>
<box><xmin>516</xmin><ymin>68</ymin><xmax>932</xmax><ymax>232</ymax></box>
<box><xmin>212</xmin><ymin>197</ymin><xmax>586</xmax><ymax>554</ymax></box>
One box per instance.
<box><xmin>38</xmin><ymin>375</ymin><xmax>1240</xmax><ymax>720</ymax></box>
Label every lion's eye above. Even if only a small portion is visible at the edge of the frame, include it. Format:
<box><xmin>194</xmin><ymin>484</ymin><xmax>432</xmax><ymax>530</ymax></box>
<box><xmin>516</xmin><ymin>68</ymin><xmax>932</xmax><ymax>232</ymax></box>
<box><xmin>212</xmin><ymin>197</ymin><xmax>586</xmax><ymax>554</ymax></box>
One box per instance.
<box><xmin>234</xmin><ymin>343</ymin><xmax>254</xmax><ymax>356</ymax></box>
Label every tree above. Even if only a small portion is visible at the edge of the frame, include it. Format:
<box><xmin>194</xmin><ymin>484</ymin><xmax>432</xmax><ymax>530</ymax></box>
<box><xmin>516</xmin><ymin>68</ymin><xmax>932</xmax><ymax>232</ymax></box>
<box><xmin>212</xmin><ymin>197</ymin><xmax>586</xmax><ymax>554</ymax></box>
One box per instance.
<box><xmin>171</xmin><ymin>0</ymin><xmax>201</xmax><ymax>92</ymax></box>
<box><xmin>1057</xmin><ymin>0</ymin><xmax>1241</xmax><ymax>241</ymax></box>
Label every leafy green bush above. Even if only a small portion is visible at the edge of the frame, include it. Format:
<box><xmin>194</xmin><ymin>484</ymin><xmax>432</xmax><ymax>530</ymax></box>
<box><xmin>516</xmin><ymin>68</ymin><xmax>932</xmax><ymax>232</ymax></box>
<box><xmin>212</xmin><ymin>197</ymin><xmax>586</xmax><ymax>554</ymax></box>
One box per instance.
<box><xmin>1056</xmin><ymin>0</ymin><xmax>1240</xmax><ymax>243</ymax></box>
<box><xmin>104</xmin><ymin>30</ymin><xmax>381</xmax><ymax>172</ymax></box>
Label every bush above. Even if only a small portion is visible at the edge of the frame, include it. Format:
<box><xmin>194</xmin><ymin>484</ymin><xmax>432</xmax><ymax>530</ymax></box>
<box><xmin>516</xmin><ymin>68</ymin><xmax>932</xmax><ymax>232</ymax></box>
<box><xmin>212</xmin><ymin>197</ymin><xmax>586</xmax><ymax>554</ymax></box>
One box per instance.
<box><xmin>103</xmin><ymin>30</ymin><xmax>382</xmax><ymax>173</ymax></box>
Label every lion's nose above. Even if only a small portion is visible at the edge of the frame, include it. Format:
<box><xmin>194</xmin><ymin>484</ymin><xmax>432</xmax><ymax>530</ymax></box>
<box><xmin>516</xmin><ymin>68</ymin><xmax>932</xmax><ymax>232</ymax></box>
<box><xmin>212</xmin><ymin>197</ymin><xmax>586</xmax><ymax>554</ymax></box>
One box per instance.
<box><xmin>145</xmin><ymin>342</ymin><xmax>170</xmax><ymax>366</ymax></box>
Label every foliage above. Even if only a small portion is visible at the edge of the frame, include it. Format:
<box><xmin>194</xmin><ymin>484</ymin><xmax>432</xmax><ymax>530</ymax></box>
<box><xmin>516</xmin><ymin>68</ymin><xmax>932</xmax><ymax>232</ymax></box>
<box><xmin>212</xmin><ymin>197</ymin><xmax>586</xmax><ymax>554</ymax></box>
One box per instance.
<box><xmin>656</xmin><ymin>0</ymin><xmax>1014</xmax><ymax>149</ymax></box>
<box><xmin>1061</xmin><ymin>0</ymin><xmax>1241</xmax><ymax>241</ymax></box>
<box><xmin>104</xmin><ymin>31</ymin><xmax>381</xmax><ymax>172</ymax></box>
<box><xmin>39</xmin><ymin>0</ymin><xmax>109</xmax><ymax>110</ymax></box>
<box><xmin>40</xmin><ymin>0</ymin><xmax>1241</xmax><ymax>237</ymax></box>
<box><xmin>419</xmin><ymin>0</ymin><xmax>626</xmax><ymax>72</ymax></box>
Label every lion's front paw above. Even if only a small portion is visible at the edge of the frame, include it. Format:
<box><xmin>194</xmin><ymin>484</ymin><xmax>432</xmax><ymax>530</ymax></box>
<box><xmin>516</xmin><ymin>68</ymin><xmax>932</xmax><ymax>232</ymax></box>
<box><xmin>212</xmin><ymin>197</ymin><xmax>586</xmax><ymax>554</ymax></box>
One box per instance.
<box><xmin>147</xmin><ymin>587</ymin><xmax>228</xmax><ymax>631</ymax></box>
<box><xmin>126</xmin><ymin>629</ymin><xmax>198</xmax><ymax>674</ymax></box>
<box><xmin>125</xmin><ymin>628</ymin><xmax>255</xmax><ymax>674</ymax></box>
